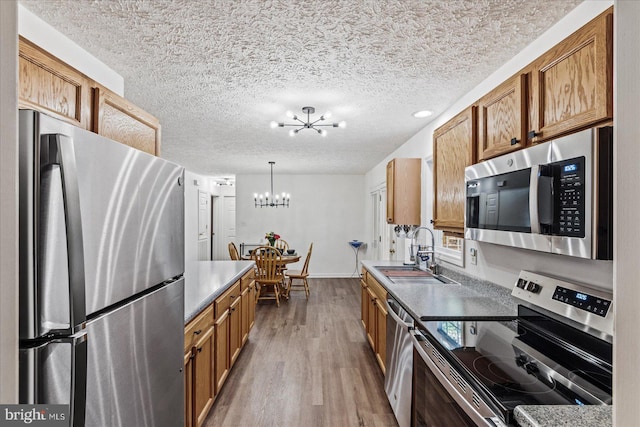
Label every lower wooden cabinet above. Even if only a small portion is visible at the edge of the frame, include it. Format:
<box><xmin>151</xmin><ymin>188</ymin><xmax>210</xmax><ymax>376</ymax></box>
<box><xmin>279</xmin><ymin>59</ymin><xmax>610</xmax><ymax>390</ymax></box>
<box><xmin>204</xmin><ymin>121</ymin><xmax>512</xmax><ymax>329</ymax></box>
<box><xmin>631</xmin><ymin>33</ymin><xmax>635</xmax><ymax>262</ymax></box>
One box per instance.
<box><xmin>192</xmin><ymin>327</ymin><xmax>215</xmax><ymax>427</ymax></box>
<box><xmin>360</xmin><ymin>268</ymin><xmax>387</xmax><ymax>374</ymax></box>
<box><xmin>214</xmin><ymin>309</ymin><xmax>230</xmax><ymax>393</ymax></box>
<box><xmin>185</xmin><ymin>269</ymin><xmax>256</xmax><ymax>426</ymax></box>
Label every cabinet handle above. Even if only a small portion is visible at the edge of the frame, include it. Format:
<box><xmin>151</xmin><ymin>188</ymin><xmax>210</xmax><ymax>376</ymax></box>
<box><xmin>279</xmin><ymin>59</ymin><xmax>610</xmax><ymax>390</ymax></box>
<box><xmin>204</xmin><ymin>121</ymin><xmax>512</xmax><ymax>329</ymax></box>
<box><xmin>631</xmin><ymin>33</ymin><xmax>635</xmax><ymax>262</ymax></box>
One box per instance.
<box><xmin>528</xmin><ymin>130</ymin><xmax>539</xmax><ymax>139</ymax></box>
<box><xmin>193</xmin><ymin>329</ymin><xmax>202</xmax><ymax>335</ymax></box>
<box><xmin>197</xmin><ymin>347</ymin><xmax>202</xmax><ymax>353</ymax></box>
<box><xmin>230</xmin><ymin>295</ymin><xmax>236</xmax><ymax>299</ymax></box>
<box><xmin>510</xmin><ymin>137</ymin><xmax>519</xmax><ymax>145</ymax></box>
<box><xmin>387</xmin><ymin>217</ymin><xmax>392</xmax><ymax>222</ymax></box>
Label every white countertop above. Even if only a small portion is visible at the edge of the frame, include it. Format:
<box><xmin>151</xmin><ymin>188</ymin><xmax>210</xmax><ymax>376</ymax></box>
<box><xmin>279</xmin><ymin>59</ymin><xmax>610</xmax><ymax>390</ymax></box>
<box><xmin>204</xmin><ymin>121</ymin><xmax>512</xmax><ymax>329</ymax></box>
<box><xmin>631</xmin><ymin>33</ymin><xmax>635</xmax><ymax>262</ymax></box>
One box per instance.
<box><xmin>184</xmin><ymin>260</ymin><xmax>255</xmax><ymax>323</ymax></box>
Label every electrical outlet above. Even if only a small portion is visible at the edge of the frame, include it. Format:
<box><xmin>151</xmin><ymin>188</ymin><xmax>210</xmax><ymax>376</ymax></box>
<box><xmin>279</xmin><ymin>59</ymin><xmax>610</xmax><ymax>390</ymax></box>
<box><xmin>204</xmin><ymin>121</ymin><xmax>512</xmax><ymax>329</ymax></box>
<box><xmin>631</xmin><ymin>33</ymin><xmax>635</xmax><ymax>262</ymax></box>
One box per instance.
<box><xmin>470</xmin><ymin>248</ymin><xmax>477</xmax><ymax>265</ymax></box>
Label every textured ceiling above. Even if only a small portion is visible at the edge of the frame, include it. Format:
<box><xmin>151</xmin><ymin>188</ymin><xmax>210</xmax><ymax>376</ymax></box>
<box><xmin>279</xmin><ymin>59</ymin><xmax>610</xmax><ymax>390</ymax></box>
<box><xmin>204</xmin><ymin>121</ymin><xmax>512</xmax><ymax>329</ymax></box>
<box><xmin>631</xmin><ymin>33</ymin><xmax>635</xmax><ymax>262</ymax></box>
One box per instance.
<box><xmin>20</xmin><ymin>0</ymin><xmax>582</xmax><ymax>176</ymax></box>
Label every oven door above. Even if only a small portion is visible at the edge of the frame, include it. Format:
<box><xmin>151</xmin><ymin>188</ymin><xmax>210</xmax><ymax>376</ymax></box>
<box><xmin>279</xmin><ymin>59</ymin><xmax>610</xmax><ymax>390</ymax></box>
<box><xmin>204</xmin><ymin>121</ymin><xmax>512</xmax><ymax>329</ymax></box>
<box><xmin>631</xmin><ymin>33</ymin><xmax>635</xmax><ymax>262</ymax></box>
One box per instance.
<box><xmin>411</xmin><ymin>331</ymin><xmax>506</xmax><ymax>427</ymax></box>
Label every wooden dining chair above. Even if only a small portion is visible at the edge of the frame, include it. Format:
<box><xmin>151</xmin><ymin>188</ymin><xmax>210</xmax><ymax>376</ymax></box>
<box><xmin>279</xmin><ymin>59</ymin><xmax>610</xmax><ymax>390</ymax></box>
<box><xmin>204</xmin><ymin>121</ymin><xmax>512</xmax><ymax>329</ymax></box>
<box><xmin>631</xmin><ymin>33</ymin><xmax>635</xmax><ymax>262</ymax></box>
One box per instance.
<box><xmin>274</xmin><ymin>239</ymin><xmax>289</xmax><ymax>252</ymax></box>
<box><xmin>285</xmin><ymin>243</ymin><xmax>313</xmax><ymax>299</ymax></box>
<box><xmin>253</xmin><ymin>245</ymin><xmax>284</xmax><ymax>307</ymax></box>
<box><xmin>228</xmin><ymin>242</ymin><xmax>240</xmax><ymax>260</ymax></box>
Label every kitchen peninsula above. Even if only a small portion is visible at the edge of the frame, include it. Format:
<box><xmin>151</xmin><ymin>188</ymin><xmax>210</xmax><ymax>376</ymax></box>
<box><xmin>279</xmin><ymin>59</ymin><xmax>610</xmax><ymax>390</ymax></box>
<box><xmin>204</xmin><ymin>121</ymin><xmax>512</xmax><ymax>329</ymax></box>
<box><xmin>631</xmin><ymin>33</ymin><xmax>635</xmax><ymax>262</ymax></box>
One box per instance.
<box><xmin>183</xmin><ymin>260</ymin><xmax>256</xmax><ymax>427</ymax></box>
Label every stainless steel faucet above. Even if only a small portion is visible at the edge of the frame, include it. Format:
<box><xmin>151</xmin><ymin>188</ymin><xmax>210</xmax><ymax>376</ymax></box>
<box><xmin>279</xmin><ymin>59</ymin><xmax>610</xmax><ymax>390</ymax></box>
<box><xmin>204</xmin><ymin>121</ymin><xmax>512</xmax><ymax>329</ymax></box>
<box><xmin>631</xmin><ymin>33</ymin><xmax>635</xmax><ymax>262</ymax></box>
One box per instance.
<box><xmin>410</xmin><ymin>226</ymin><xmax>440</xmax><ymax>274</ymax></box>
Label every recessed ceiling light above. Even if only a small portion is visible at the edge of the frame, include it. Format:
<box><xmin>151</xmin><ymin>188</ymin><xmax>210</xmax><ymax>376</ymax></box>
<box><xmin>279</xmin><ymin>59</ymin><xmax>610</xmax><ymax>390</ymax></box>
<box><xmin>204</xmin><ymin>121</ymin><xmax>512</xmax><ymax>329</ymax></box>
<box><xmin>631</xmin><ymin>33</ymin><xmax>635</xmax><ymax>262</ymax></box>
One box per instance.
<box><xmin>412</xmin><ymin>110</ymin><xmax>433</xmax><ymax>118</ymax></box>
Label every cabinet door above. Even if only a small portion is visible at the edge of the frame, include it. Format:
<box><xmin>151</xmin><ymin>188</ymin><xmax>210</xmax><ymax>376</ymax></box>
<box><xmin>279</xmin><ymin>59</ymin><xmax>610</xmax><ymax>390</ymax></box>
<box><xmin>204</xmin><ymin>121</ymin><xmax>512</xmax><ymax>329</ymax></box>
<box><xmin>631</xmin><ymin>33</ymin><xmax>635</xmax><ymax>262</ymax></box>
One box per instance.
<box><xmin>386</xmin><ymin>160</ymin><xmax>395</xmax><ymax>223</ymax></box>
<box><xmin>360</xmin><ymin>279</ymin><xmax>368</xmax><ymax>330</ymax></box>
<box><xmin>386</xmin><ymin>158</ymin><xmax>421</xmax><ymax>225</ymax></box>
<box><xmin>529</xmin><ymin>8</ymin><xmax>613</xmax><ymax>143</ymax></box>
<box><xmin>241</xmin><ymin>286</ymin><xmax>250</xmax><ymax>346</ymax></box>
<box><xmin>193</xmin><ymin>327</ymin><xmax>215</xmax><ymax>427</ymax></box>
<box><xmin>478</xmin><ymin>74</ymin><xmax>527</xmax><ymax>161</ymax></box>
<box><xmin>248</xmin><ymin>282</ymin><xmax>256</xmax><ymax>331</ymax></box>
<box><xmin>229</xmin><ymin>296</ymin><xmax>242</xmax><ymax>366</ymax></box>
<box><xmin>92</xmin><ymin>86</ymin><xmax>161</xmax><ymax>156</ymax></box>
<box><xmin>366</xmin><ymin>287</ymin><xmax>377</xmax><ymax>349</ymax></box>
<box><xmin>184</xmin><ymin>351</ymin><xmax>194</xmax><ymax>427</ymax></box>
<box><xmin>214</xmin><ymin>310</ymin><xmax>230</xmax><ymax>393</ymax></box>
<box><xmin>18</xmin><ymin>38</ymin><xmax>91</xmax><ymax>129</ymax></box>
<box><xmin>433</xmin><ymin>106</ymin><xmax>477</xmax><ymax>233</ymax></box>
<box><xmin>375</xmin><ymin>301</ymin><xmax>387</xmax><ymax>375</ymax></box>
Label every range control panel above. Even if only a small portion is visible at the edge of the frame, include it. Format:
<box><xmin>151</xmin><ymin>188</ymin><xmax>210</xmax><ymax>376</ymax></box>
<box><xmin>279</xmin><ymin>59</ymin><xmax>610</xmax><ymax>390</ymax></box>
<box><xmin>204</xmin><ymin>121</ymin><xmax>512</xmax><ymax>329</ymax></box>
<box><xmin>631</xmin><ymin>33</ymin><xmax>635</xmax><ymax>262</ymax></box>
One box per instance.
<box><xmin>552</xmin><ymin>286</ymin><xmax>611</xmax><ymax>317</ymax></box>
<box><xmin>511</xmin><ymin>271</ymin><xmax>613</xmax><ymax>337</ymax></box>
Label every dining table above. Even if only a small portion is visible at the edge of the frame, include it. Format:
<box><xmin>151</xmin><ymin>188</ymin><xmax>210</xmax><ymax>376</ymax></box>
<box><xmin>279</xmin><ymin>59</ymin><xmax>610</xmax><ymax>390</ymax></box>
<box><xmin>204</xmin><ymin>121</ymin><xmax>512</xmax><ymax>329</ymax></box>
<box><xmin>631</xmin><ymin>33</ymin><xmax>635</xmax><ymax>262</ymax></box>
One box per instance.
<box><xmin>241</xmin><ymin>251</ymin><xmax>301</xmax><ymax>298</ymax></box>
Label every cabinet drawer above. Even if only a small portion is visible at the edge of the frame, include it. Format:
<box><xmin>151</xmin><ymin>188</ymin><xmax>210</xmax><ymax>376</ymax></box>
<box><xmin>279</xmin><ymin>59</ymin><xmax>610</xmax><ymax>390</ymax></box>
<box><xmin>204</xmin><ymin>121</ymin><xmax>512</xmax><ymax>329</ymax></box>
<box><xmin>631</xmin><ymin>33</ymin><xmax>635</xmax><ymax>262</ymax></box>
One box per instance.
<box><xmin>215</xmin><ymin>281</ymin><xmax>241</xmax><ymax>318</ymax></box>
<box><xmin>366</xmin><ymin>274</ymin><xmax>387</xmax><ymax>301</ymax></box>
<box><xmin>240</xmin><ymin>270</ymin><xmax>255</xmax><ymax>291</ymax></box>
<box><xmin>184</xmin><ymin>305</ymin><xmax>214</xmax><ymax>353</ymax></box>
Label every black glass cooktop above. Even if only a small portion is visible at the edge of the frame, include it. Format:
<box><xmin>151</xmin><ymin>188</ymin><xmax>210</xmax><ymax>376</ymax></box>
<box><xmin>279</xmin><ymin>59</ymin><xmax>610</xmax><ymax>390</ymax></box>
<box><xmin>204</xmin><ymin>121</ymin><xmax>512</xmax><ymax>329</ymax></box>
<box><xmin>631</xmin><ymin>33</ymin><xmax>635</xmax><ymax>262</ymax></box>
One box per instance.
<box><xmin>418</xmin><ymin>306</ymin><xmax>612</xmax><ymax>421</ymax></box>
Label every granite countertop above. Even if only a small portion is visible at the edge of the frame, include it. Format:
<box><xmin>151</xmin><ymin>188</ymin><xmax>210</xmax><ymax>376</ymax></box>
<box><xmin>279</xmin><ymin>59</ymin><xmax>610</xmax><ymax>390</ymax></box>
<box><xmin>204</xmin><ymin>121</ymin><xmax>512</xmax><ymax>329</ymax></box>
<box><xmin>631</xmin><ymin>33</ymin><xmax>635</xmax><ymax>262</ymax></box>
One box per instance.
<box><xmin>184</xmin><ymin>260</ymin><xmax>255</xmax><ymax>323</ymax></box>
<box><xmin>360</xmin><ymin>259</ymin><xmax>518</xmax><ymax>321</ymax></box>
<box><xmin>514</xmin><ymin>405</ymin><xmax>612</xmax><ymax>427</ymax></box>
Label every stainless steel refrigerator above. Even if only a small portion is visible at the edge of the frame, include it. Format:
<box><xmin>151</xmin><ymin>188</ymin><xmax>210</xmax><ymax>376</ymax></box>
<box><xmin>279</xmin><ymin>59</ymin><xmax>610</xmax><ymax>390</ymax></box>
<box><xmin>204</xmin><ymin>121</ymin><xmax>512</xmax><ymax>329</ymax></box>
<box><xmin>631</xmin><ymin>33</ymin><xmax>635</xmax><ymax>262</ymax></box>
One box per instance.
<box><xmin>18</xmin><ymin>110</ymin><xmax>185</xmax><ymax>427</ymax></box>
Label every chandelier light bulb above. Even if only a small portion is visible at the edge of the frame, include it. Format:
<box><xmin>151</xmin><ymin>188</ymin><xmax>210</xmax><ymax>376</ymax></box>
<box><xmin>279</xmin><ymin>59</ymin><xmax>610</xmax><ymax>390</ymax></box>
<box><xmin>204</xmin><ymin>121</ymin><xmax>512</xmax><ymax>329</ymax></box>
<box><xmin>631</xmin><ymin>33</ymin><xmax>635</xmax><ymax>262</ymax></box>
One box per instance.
<box><xmin>285</xmin><ymin>110</ymin><xmax>296</xmax><ymax>119</ymax></box>
<box><xmin>320</xmin><ymin>129</ymin><xmax>327</xmax><ymax>136</ymax></box>
<box><xmin>338</xmin><ymin>121</ymin><xmax>346</xmax><ymax>128</ymax></box>
<box><xmin>269</xmin><ymin>121</ymin><xmax>278</xmax><ymax>128</ymax></box>
<box><xmin>289</xmin><ymin>129</ymin><xmax>297</xmax><ymax>137</ymax></box>
<box><xmin>323</xmin><ymin>111</ymin><xmax>332</xmax><ymax>119</ymax></box>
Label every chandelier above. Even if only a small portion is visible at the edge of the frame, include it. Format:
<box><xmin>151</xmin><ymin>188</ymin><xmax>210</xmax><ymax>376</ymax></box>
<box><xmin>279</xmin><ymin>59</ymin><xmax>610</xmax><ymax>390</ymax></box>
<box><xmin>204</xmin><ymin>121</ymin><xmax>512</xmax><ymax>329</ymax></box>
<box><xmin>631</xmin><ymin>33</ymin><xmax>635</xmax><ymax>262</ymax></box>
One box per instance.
<box><xmin>270</xmin><ymin>106</ymin><xmax>346</xmax><ymax>136</ymax></box>
<box><xmin>254</xmin><ymin>161</ymin><xmax>290</xmax><ymax>208</ymax></box>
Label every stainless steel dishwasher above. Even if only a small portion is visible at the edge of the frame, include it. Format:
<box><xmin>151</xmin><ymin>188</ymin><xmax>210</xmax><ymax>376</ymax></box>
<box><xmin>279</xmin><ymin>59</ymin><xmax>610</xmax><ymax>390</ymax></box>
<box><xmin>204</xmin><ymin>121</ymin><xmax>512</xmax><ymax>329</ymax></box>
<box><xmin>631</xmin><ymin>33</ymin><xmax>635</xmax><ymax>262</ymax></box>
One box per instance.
<box><xmin>385</xmin><ymin>296</ymin><xmax>414</xmax><ymax>427</ymax></box>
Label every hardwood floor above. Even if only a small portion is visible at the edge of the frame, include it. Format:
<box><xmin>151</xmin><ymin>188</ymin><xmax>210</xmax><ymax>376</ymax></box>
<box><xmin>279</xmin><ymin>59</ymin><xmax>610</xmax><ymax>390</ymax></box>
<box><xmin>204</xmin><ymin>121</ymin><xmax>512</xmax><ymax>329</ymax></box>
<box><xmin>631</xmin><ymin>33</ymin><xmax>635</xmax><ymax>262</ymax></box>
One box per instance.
<box><xmin>204</xmin><ymin>278</ymin><xmax>398</xmax><ymax>427</ymax></box>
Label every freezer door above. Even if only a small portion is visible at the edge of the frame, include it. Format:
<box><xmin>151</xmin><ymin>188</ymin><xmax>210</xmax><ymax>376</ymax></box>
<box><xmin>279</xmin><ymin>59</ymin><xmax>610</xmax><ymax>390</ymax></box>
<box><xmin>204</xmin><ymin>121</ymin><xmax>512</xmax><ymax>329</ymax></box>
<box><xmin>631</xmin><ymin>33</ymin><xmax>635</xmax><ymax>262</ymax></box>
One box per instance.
<box><xmin>84</xmin><ymin>278</ymin><xmax>184</xmax><ymax>427</ymax></box>
<box><xmin>19</xmin><ymin>333</ymin><xmax>88</xmax><ymax>427</ymax></box>
<box><xmin>20</xmin><ymin>110</ymin><xmax>185</xmax><ymax>325</ymax></box>
<box><xmin>20</xmin><ymin>109</ymin><xmax>87</xmax><ymax>339</ymax></box>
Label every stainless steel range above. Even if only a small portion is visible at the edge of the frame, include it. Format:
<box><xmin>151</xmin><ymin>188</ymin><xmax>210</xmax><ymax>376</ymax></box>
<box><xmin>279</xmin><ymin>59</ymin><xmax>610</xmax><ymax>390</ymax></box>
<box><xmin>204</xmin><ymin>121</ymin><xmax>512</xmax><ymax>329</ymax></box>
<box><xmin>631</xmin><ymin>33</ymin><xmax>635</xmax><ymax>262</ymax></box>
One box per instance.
<box><xmin>411</xmin><ymin>271</ymin><xmax>612</xmax><ymax>426</ymax></box>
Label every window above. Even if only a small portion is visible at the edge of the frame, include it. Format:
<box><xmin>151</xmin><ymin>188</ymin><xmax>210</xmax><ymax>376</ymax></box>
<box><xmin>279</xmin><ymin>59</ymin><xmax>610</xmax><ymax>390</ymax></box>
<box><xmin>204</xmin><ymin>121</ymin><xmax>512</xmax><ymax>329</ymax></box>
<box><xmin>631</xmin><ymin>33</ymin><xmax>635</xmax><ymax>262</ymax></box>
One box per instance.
<box><xmin>437</xmin><ymin>321</ymin><xmax>463</xmax><ymax>346</ymax></box>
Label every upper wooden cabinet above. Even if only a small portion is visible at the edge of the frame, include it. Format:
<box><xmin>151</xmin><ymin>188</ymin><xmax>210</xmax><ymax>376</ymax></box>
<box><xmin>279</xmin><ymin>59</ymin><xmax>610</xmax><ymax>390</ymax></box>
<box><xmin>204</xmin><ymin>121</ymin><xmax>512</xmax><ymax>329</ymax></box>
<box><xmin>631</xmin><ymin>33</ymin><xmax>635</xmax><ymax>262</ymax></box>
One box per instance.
<box><xmin>528</xmin><ymin>7</ymin><xmax>613</xmax><ymax>144</ymax></box>
<box><xmin>18</xmin><ymin>37</ymin><xmax>92</xmax><ymax>129</ymax></box>
<box><xmin>478</xmin><ymin>74</ymin><xmax>527</xmax><ymax>161</ymax></box>
<box><xmin>18</xmin><ymin>38</ymin><xmax>162</xmax><ymax>156</ymax></box>
<box><xmin>93</xmin><ymin>86</ymin><xmax>162</xmax><ymax>156</ymax></box>
<box><xmin>433</xmin><ymin>106</ymin><xmax>477</xmax><ymax>233</ymax></box>
<box><xmin>386</xmin><ymin>158</ymin><xmax>421</xmax><ymax>225</ymax></box>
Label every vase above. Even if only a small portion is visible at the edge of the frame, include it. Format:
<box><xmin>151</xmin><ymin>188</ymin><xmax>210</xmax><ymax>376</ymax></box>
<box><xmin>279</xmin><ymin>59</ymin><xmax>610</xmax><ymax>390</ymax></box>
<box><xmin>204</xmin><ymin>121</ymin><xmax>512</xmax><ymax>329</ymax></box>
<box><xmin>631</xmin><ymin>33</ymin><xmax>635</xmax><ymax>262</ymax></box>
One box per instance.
<box><xmin>268</xmin><ymin>238</ymin><xmax>275</xmax><ymax>246</ymax></box>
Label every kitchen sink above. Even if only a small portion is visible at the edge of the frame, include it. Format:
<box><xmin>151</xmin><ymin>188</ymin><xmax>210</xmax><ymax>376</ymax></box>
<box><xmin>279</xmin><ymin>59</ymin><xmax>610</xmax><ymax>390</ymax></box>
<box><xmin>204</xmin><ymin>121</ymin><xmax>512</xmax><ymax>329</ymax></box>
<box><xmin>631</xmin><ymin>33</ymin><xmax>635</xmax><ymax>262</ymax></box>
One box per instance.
<box><xmin>374</xmin><ymin>265</ymin><xmax>458</xmax><ymax>285</ymax></box>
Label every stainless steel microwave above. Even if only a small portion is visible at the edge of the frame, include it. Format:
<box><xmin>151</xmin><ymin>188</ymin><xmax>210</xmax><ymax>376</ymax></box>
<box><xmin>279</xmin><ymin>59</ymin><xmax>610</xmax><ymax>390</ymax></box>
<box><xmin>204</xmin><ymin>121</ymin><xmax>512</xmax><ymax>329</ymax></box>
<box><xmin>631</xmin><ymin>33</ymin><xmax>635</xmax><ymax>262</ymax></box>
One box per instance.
<box><xmin>465</xmin><ymin>127</ymin><xmax>613</xmax><ymax>260</ymax></box>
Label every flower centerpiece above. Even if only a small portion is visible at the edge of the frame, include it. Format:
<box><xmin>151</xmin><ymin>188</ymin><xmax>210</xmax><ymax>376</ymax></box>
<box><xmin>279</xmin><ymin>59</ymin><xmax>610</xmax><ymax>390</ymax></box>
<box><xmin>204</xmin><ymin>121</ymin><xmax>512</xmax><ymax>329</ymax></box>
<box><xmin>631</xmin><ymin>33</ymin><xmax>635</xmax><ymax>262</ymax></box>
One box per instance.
<box><xmin>265</xmin><ymin>231</ymin><xmax>280</xmax><ymax>246</ymax></box>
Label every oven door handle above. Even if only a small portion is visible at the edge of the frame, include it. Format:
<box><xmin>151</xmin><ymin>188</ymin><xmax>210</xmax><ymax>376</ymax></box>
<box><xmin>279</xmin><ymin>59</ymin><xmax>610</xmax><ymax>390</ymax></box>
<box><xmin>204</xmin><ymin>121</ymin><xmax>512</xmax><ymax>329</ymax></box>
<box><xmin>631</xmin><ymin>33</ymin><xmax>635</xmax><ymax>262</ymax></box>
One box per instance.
<box><xmin>410</xmin><ymin>330</ymin><xmax>506</xmax><ymax>427</ymax></box>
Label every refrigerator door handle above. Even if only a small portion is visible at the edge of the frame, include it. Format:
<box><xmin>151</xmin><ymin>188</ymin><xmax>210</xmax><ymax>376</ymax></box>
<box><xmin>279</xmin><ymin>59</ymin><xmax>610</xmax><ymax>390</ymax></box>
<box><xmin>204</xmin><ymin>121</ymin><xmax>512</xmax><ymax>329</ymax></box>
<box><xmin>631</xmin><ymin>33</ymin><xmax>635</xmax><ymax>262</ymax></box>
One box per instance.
<box><xmin>70</xmin><ymin>332</ymin><xmax>88</xmax><ymax>427</ymax></box>
<box><xmin>19</xmin><ymin>332</ymin><xmax>87</xmax><ymax>427</ymax></box>
<box><xmin>41</xmin><ymin>134</ymin><xmax>87</xmax><ymax>333</ymax></box>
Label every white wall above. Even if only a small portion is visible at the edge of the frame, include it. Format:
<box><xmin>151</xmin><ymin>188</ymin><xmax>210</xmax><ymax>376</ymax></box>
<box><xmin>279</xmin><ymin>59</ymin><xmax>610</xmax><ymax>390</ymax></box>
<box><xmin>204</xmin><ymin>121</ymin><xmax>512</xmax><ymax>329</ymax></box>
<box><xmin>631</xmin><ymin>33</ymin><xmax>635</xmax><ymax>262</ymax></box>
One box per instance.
<box><xmin>364</xmin><ymin>0</ymin><xmax>614</xmax><ymax>291</ymax></box>
<box><xmin>0</xmin><ymin>0</ymin><xmax>18</xmax><ymax>404</ymax></box>
<box><xmin>613</xmin><ymin>1</ymin><xmax>640</xmax><ymax>424</ymax></box>
<box><xmin>236</xmin><ymin>174</ymin><xmax>366</xmax><ymax>277</ymax></box>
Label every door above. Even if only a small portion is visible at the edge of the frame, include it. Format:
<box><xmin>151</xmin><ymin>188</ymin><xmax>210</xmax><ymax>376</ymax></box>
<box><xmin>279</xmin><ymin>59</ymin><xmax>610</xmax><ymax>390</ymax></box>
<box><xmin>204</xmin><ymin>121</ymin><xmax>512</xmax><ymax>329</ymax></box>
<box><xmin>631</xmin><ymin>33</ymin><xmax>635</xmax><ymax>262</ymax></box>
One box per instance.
<box><xmin>84</xmin><ymin>278</ymin><xmax>184</xmax><ymax>427</ymax></box>
<box><xmin>198</xmin><ymin>190</ymin><xmax>210</xmax><ymax>260</ymax></box>
<box><xmin>371</xmin><ymin>187</ymin><xmax>391</xmax><ymax>261</ymax></box>
<box><xmin>223</xmin><ymin>196</ymin><xmax>236</xmax><ymax>258</ymax></box>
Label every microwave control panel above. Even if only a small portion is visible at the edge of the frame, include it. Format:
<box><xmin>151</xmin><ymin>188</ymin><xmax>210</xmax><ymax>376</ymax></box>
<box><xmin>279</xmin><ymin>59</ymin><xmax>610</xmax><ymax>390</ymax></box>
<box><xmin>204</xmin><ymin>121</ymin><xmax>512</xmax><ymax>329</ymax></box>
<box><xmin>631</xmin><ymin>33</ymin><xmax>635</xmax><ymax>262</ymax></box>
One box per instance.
<box><xmin>555</xmin><ymin>157</ymin><xmax>585</xmax><ymax>237</ymax></box>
